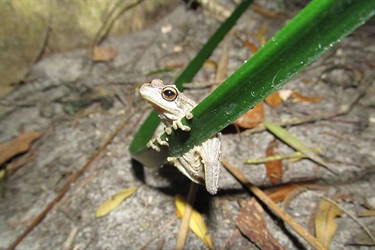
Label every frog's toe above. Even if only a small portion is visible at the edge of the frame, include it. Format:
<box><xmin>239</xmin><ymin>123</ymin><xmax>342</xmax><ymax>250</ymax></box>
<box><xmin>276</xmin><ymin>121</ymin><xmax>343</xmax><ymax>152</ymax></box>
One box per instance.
<box><xmin>185</xmin><ymin>112</ymin><xmax>193</xmax><ymax>120</ymax></box>
<box><xmin>147</xmin><ymin>139</ymin><xmax>161</xmax><ymax>152</ymax></box>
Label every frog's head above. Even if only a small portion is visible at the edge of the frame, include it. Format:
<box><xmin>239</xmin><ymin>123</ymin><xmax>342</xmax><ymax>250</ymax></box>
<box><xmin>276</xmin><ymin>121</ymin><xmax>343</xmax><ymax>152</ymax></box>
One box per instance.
<box><xmin>140</xmin><ymin>79</ymin><xmax>188</xmax><ymax>125</ymax></box>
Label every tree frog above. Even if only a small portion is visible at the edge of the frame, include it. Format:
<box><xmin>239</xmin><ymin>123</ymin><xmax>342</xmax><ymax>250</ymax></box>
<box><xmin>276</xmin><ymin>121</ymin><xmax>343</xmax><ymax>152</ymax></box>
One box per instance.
<box><xmin>140</xmin><ymin>79</ymin><xmax>222</xmax><ymax>195</ymax></box>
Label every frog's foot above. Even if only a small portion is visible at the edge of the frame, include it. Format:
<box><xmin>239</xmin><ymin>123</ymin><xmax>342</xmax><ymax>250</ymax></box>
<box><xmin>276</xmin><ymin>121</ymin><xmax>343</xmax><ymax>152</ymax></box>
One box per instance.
<box><xmin>172</xmin><ymin>119</ymin><xmax>191</xmax><ymax>131</ymax></box>
<box><xmin>147</xmin><ymin>136</ymin><xmax>169</xmax><ymax>152</ymax></box>
<box><xmin>156</xmin><ymin>135</ymin><xmax>169</xmax><ymax>146</ymax></box>
<box><xmin>147</xmin><ymin>139</ymin><xmax>160</xmax><ymax>152</ymax></box>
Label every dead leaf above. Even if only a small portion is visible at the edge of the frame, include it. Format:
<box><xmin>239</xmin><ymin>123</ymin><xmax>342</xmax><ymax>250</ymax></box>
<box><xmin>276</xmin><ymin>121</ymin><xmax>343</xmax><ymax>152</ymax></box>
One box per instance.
<box><xmin>236</xmin><ymin>198</ymin><xmax>283</xmax><ymax>250</ymax></box>
<box><xmin>265</xmin><ymin>139</ymin><xmax>283</xmax><ymax>184</ymax></box>
<box><xmin>291</xmin><ymin>91</ymin><xmax>323</xmax><ymax>103</ymax></box>
<box><xmin>234</xmin><ymin>102</ymin><xmax>264</xmax><ymax>128</ymax></box>
<box><xmin>175</xmin><ymin>195</ymin><xmax>213</xmax><ymax>249</ymax></box>
<box><xmin>6</xmin><ymin>151</ymin><xmax>35</xmax><ymax>175</ymax></box>
<box><xmin>244</xmin><ymin>40</ymin><xmax>258</xmax><ymax>53</ymax></box>
<box><xmin>92</xmin><ymin>47</ymin><xmax>119</xmax><ymax>62</ymax></box>
<box><xmin>264</xmin><ymin>185</ymin><xmax>301</xmax><ymax>202</ymax></box>
<box><xmin>96</xmin><ymin>186</ymin><xmax>138</xmax><ymax>217</ymax></box>
<box><xmin>314</xmin><ymin>199</ymin><xmax>343</xmax><ymax>248</ymax></box>
<box><xmin>265</xmin><ymin>91</ymin><xmax>282</xmax><ymax>107</ymax></box>
<box><xmin>348</xmin><ymin>228</ymin><xmax>375</xmax><ymax>246</ymax></box>
<box><xmin>0</xmin><ymin>131</ymin><xmax>41</xmax><ymax>165</ymax></box>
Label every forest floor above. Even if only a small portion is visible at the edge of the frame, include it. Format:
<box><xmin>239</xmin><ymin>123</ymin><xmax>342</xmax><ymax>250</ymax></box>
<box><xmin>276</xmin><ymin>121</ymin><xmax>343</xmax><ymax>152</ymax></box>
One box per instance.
<box><xmin>1</xmin><ymin>2</ymin><xmax>374</xmax><ymax>249</ymax></box>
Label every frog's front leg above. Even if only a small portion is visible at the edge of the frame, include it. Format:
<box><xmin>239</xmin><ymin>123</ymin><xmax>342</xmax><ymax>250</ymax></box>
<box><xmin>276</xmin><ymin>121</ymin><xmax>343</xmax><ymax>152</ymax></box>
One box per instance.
<box><xmin>146</xmin><ymin>131</ymin><xmax>169</xmax><ymax>152</ymax></box>
<box><xmin>170</xmin><ymin>111</ymin><xmax>193</xmax><ymax>132</ymax></box>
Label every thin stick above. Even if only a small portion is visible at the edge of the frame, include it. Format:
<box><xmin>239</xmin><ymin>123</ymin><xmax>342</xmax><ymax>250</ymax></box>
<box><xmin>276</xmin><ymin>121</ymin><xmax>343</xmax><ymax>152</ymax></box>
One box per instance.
<box><xmin>175</xmin><ymin>182</ymin><xmax>198</xmax><ymax>250</ymax></box>
<box><xmin>221</xmin><ymin>158</ymin><xmax>327</xmax><ymax>250</ymax></box>
<box><xmin>7</xmin><ymin>110</ymin><xmax>136</xmax><ymax>250</ymax></box>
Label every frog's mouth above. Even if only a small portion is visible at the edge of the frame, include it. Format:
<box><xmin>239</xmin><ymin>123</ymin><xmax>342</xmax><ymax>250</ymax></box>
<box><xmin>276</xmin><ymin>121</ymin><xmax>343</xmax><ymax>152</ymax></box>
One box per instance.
<box><xmin>141</xmin><ymin>96</ymin><xmax>176</xmax><ymax>113</ymax></box>
<box><xmin>140</xmin><ymin>97</ymin><xmax>180</xmax><ymax>123</ymax></box>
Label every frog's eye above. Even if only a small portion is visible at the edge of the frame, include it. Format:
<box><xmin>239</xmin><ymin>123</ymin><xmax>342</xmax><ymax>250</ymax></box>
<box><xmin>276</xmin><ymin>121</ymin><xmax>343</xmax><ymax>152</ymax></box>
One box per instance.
<box><xmin>162</xmin><ymin>87</ymin><xmax>178</xmax><ymax>101</ymax></box>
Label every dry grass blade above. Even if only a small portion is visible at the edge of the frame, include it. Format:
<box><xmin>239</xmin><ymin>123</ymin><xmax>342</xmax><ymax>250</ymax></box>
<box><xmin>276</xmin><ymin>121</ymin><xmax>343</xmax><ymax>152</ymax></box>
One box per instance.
<box><xmin>221</xmin><ymin>157</ymin><xmax>327</xmax><ymax>250</ymax></box>
<box><xmin>244</xmin><ymin>147</ymin><xmax>320</xmax><ymax>164</ymax></box>
<box><xmin>263</xmin><ymin>121</ymin><xmax>337</xmax><ymax>173</ymax></box>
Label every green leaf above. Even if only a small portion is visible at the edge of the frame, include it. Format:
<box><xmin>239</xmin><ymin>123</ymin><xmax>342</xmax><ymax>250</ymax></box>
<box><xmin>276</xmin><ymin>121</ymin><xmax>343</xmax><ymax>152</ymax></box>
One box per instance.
<box><xmin>263</xmin><ymin>121</ymin><xmax>335</xmax><ymax>172</ymax></box>
<box><xmin>129</xmin><ymin>0</ymin><xmax>253</xmax><ymax>165</ymax></box>
<box><xmin>167</xmin><ymin>0</ymin><xmax>374</xmax><ymax>157</ymax></box>
<box><xmin>131</xmin><ymin>0</ymin><xmax>375</xmax><ymax>166</ymax></box>
<box><xmin>244</xmin><ymin>147</ymin><xmax>321</xmax><ymax>164</ymax></box>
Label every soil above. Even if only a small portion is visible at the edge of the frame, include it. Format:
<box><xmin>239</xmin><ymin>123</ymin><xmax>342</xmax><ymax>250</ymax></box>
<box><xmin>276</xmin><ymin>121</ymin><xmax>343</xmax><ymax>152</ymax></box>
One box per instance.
<box><xmin>0</xmin><ymin>2</ymin><xmax>374</xmax><ymax>250</ymax></box>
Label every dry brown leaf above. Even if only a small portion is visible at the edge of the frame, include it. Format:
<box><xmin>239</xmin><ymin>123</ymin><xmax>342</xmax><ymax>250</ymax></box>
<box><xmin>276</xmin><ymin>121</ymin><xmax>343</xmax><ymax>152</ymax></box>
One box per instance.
<box><xmin>314</xmin><ymin>199</ymin><xmax>343</xmax><ymax>248</ymax></box>
<box><xmin>6</xmin><ymin>151</ymin><xmax>35</xmax><ymax>175</ymax></box>
<box><xmin>265</xmin><ymin>139</ymin><xmax>283</xmax><ymax>184</ymax></box>
<box><xmin>95</xmin><ymin>186</ymin><xmax>138</xmax><ymax>217</ymax></box>
<box><xmin>234</xmin><ymin>102</ymin><xmax>264</xmax><ymax>128</ymax></box>
<box><xmin>264</xmin><ymin>185</ymin><xmax>300</xmax><ymax>202</ymax></box>
<box><xmin>244</xmin><ymin>40</ymin><xmax>258</xmax><ymax>53</ymax></box>
<box><xmin>265</xmin><ymin>91</ymin><xmax>282</xmax><ymax>107</ymax></box>
<box><xmin>0</xmin><ymin>131</ymin><xmax>41</xmax><ymax>165</ymax></box>
<box><xmin>348</xmin><ymin>229</ymin><xmax>375</xmax><ymax>246</ymax></box>
<box><xmin>291</xmin><ymin>91</ymin><xmax>323</xmax><ymax>103</ymax></box>
<box><xmin>236</xmin><ymin>198</ymin><xmax>283</xmax><ymax>250</ymax></box>
<box><xmin>92</xmin><ymin>47</ymin><xmax>119</xmax><ymax>62</ymax></box>
<box><xmin>175</xmin><ymin>195</ymin><xmax>213</xmax><ymax>249</ymax></box>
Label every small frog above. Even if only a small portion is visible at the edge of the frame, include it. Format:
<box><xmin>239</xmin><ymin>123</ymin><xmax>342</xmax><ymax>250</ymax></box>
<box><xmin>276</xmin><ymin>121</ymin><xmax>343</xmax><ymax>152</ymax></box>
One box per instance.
<box><xmin>140</xmin><ymin>79</ymin><xmax>221</xmax><ymax>195</ymax></box>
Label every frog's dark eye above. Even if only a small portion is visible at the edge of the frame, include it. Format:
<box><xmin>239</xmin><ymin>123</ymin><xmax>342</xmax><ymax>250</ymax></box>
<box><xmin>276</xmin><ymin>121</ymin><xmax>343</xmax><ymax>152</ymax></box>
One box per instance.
<box><xmin>162</xmin><ymin>87</ymin><xmax>178</xmax><ymax>101</ymax></box>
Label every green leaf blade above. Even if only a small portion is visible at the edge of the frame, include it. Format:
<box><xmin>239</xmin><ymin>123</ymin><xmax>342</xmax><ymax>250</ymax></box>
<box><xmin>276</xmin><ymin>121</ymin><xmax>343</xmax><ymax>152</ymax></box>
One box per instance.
<box><xmin>130</xmin><ymin>0</ymin><xmax>374</xmax><ymax>168</ymax></box>
<box><xmin>129</xmin><ymin>0</ymin><xmax>253</xmax><ymax>157</ymax></box>
<box><xmin>168</xmin><ymin>0</ymin><xmax>375</xmax><ymax>157</ymax></box>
